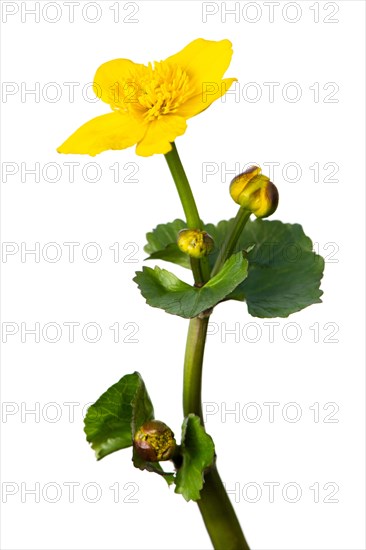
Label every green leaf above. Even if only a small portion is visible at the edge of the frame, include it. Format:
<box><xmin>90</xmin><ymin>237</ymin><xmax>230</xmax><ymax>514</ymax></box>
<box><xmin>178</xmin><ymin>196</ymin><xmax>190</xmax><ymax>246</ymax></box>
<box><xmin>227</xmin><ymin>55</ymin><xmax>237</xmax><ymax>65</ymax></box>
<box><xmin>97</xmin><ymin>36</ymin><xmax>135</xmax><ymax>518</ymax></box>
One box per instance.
<box><xmin>84</xmin><ymin>372</ymin><xmax>154</xmax><ymax>460</ymax></box>
<box><xmin>134</xmin><ymin>252</ymin><xmax>248</xmax><ymax>319</ymax></box>
<box><xmin>141</xmin><ymin>218</ymin><xmax>324</xmax><ymax>318</ymax></box>
<box><xmin>131</xmin><ymin>377</ymin><xmax>155</xmax><ymax>437</ymax></box>
<box><xmin>144</xmin><ymin>219</ymin><xmax>190</xmax><ymax>268</ymax></box>
<box><xmin>147</xmin><ymin>243</ymin><xmax>191</xmax><ymax>269</ymax></box>
<box><xmin>175</xmin><ymin>415</ymin><xmax>215</xmax><ymax>502</ymax></box>
<box><xmin>227</xmin><ymin>219</ymin><xmax>325</xmax><ymax>318</ymax></box>
<box><xmin>84</xmin><ymin>372</ymin><xmax>174</xmax><ymax>484</ymax></box>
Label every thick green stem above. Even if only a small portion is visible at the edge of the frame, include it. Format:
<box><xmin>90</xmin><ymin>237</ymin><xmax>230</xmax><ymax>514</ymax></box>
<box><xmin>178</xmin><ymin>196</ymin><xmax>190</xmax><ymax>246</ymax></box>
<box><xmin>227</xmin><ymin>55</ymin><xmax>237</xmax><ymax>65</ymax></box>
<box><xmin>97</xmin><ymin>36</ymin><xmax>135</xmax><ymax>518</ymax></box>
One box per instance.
<box><xmin>183</xmin><ymin>315</ymin><xmax>250</xmax><ymax>550</ymax></box>
<box><xmin>211</xmin><ymin>207</ymin><xmax>251</xmax><ymax>277</ymax></box>
<box><xmin>183</xmin><ymin>316</ymin><xmax>209</xmax><ymax>420</ymax></box>
<box><xmin>198</xmin><ymin>466</ymin><xmax>250</xmax><ymax>550</ymax></box>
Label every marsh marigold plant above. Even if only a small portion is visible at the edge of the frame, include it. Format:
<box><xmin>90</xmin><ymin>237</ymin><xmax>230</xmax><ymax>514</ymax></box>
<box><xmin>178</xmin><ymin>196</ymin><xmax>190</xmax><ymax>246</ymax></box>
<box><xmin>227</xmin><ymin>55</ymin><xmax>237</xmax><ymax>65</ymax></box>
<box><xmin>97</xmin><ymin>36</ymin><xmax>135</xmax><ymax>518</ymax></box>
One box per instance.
<box><xmin>58</xmin><ymin>38</ymin><xmax>325</xmax><ymax>550</ymax></box>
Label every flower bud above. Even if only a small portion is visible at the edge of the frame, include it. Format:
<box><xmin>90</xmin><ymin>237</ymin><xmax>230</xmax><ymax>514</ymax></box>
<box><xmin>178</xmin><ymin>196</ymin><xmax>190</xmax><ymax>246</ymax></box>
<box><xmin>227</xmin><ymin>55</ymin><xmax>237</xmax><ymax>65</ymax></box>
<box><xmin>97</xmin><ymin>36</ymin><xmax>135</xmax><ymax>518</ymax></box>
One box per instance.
<box><xmin>230</xmin><ymin>166</ymin><xmax>279</xmax><ymax>218</ymax></box>
<box><xmin>177</xmin><ymin>229</ymin><xmax>214</xmax><ymax>258</ymax></box>
<box><xmin>133</xmin><ymin>420</ymin><xmax>176</xmax><ymax>462</ymax></box>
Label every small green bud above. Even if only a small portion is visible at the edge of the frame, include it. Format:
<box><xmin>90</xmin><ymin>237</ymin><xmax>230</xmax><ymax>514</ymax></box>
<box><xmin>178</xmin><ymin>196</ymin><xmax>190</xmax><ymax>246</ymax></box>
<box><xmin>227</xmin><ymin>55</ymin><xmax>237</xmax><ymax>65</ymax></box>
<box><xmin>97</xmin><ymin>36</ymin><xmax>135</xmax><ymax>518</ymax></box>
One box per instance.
<box><xmin>230</xmin><ymin>165</ymin><xmax>279</xmax><ymax>218</ymax></box>
<box><xmin>133</xmin><ymin>420</ymin><xmax>176</xmax><ymax>462</ymax></box>
<box><xmin>177</xmin><ymin>229</ymin><xmax>214</xmax><ymax>258</ymax></box>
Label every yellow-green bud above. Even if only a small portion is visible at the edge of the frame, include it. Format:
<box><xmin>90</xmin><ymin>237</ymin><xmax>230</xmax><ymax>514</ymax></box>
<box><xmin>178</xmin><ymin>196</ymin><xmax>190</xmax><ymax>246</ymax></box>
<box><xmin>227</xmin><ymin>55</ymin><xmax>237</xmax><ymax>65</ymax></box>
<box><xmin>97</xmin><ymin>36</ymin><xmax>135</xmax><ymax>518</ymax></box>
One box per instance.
<box><xmin>177</xmin><ymin>229</ymin><xmax>214</xmax><ymax>258</ymax></box>
<box><xmin>230</xmin><ymin>166</ymin><xmax>279</xmax><ymax>218</ymax></box>
<box><xmin>133</xmin><ymin>420</ymin><xmax>176</xmax><ymax>462</ymax></box>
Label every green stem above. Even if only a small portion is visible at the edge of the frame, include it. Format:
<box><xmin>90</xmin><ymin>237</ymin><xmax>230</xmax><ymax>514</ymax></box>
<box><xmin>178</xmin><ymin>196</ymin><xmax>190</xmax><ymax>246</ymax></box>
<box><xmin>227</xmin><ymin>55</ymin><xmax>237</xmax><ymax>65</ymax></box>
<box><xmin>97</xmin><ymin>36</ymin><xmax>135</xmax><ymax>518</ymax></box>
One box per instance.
<box><xmin>190</xmin><ymin>258</ymin><xmax>204</xmax><ymax>287</ymax></box>
<box><xmin>198</xmin><ymin>466</ymin><xmax>251</xmax><ymax>550</ymax></box>
<box><xmin>183</xmin><ymin>316</ymin><xmax>209</xmax><ymax>420</ymax></box>
<box><xmin>166</xmin><ymin>143</ymin><xmax>250</xmax><ymax>549</ymax></box>
<box><xmin>183</xmin><ymin>315</ymin><xmax>250</xmax><ymax>550</ymax></box>
<box><xmin>211</xmin><ymin>207</ymin><xmax>251</xmax><ymax>277</ymax></box>
<box><xmin>164</xmin><ymin>142</ymin><xmax>210</xmax><ymax>283</ymax></box>
<box><xmin>165</xmin><ymin>142</ymin><xmax>201</xmax><ymax>229</ymax></box>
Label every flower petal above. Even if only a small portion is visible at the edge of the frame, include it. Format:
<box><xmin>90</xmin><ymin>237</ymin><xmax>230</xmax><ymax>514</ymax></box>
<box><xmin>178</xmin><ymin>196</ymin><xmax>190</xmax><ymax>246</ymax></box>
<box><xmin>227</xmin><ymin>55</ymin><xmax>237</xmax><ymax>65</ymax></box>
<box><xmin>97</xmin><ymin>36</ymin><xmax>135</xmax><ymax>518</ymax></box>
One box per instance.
<box><xmin>57</xmin><ymin>112</ymin><xmax>145</xmax><ymax>156</ymax></box>
<box><xmin>93</xmin><ymin>59</ymin><xmax>147</xmax><ymax>105</ymax></box>
<box><xmin>136</xmin><ymin>115</ymin><xmax>187</xmax><ymax>157</ymax></box>
<box><xmin>176</xmin><ymin>78</ymin><xmax>237</xmax><ymax>119</ymax></box>
<box><xmin>165</xmin><ymin>38</ymin><xmax>234</xmax><ymax>91</ymax></box>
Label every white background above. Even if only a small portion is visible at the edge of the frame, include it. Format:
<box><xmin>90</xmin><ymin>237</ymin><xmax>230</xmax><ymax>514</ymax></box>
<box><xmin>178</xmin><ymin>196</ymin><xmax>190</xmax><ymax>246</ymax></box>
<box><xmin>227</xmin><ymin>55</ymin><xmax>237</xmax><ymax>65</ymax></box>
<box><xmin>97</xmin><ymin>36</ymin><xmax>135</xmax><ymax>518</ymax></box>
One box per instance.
<box><xmin>1</xmin><ymin>1</ymin><xmax>365</xmax><ymax>549</ymax></box>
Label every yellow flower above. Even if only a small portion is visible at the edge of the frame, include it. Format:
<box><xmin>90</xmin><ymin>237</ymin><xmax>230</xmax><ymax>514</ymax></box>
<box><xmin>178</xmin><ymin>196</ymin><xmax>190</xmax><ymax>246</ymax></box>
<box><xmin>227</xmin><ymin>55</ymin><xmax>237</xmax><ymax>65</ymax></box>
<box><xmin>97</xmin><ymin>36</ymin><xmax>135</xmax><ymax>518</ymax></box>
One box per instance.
<box><xmin>57</xmin><ymin>39</ymin><xmax>236</xmax><ymax>157</ymax></box>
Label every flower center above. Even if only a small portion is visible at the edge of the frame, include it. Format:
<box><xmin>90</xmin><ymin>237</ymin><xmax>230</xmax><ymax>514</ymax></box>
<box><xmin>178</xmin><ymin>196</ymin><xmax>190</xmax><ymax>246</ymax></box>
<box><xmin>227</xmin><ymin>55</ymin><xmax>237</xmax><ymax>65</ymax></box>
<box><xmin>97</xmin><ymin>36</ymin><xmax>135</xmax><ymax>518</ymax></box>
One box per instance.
<box><xmin>111</xmin><ymin>61</ymin><xmax>192</xmax><ymax>121</ymax></box>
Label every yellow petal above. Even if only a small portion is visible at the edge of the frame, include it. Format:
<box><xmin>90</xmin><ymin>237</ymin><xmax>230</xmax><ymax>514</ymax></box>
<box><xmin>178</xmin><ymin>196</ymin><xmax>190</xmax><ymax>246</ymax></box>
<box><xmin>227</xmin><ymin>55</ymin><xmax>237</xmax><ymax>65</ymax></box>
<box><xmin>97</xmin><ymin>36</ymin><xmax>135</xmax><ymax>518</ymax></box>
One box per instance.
<box><xmin>165</xmin><ymin>38</ymin><xmax>234</xmax><ymax>91</ymax></box>
<box><xmin>93</xmin><ymin>59</ymin><xmax>147</xmax><ymax>105</ymax></box>
<box><xmin>136</xmin><ymin>115</ymin><xmax>187</xmax><ymax>157</ymax></box>
<box><xmin>176</xmin><ymin>77</ymin><xmax>237</xmax><ymax>119</ymax></box>
<box><xmin>57</xmin><ymin>112</ymin><xmax>145</xmax><ymax>156</ymax></box>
